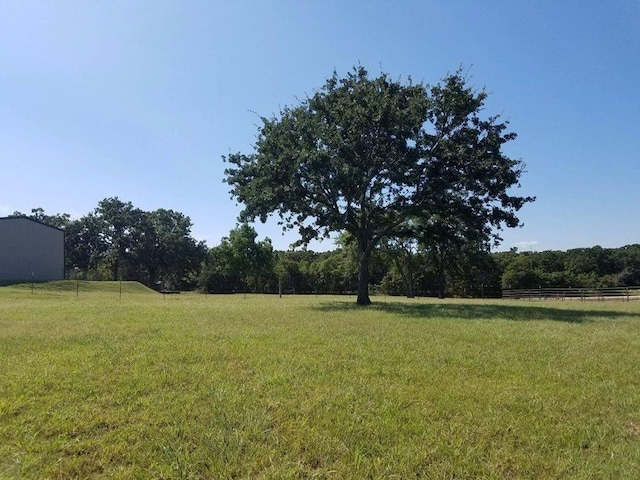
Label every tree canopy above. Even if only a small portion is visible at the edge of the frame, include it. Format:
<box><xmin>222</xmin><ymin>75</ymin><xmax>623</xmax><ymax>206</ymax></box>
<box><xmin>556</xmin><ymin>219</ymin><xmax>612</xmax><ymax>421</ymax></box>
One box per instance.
<box><xmin>225</xmin><ymin>66</ymin><xmax>533</xmax><ymax>304</ymax></box>
<box><xmin>23</xmin><ymin>198</ymin><xmax>209</xmax><ymax>288</ymax></box>
<box><xmin>11</xmin><ymin>205</ymin><xmax>639</xmax><ymax>296</ymax></box>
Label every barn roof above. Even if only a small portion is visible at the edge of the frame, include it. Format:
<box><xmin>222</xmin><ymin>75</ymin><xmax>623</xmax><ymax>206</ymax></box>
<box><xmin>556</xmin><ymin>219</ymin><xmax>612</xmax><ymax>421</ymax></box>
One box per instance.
<box><xmin>0</xmin><ymin>216</ymin><xmax>66</xmax><ymax>232</ymax></box>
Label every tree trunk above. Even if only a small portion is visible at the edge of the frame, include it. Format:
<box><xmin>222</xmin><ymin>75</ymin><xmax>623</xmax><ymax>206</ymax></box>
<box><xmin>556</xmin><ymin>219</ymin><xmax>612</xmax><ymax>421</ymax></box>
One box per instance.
<box><xmin>406</xmin><ymin>268</ymin><xmax>415</xmax><ymax>298</ymax></box>
<box><xmin>437</xmin><ymin>267</ymin><xmax>446</xmax><ymax>299</ymax></box>
<box><xmin>392</xmin><ymin>254</ymin><xmax>414</xmax><ymax>298</ymax></box>
<box><xmin>112</xmin><ymin>258</ymin><xmax>119</xmax><ymax>282</ymax></box>
<box><xmin>434</xmin><ymin>248</ymin><xmax>447</xmax><ymax>299</ymax></box>
<box><xmin>356</xmin><ymin>249</ymin><xmax>372</xmax><ymax>305</ymax></box>
<box><xmin>148</xmin><ymin>265</ymin><xmax>157</xmax><ymax>288</ymax></box>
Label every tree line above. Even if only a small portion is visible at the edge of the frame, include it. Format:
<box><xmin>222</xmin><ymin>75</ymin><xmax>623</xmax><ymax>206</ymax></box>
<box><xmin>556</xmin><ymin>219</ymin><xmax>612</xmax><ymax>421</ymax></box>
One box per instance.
<box><xmin>11</xmin><ymin>201</ymin><xmax>207</xmax><ymax>289</ymax></box>
<box><xmin>10</xmin><ymin>206</ymin><xmax>640</xmax><ymax>296</ymax></box>
<box><xmin>198</xmin><ymin>224</ymin><xmax>640</xmax><ymax>297</ymax></box>
<box><xmin>497</xmin><ymin>245</ymin><xmax>640</xmax><ymax>290</ymax></box>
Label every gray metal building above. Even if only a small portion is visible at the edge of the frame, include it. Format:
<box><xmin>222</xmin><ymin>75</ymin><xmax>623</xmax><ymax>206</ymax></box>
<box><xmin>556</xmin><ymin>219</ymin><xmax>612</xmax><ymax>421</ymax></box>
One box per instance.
<box><xmin>0</xmin><ymin>217</ymin><xmax>65</xmax><ymax>282</ymax></box>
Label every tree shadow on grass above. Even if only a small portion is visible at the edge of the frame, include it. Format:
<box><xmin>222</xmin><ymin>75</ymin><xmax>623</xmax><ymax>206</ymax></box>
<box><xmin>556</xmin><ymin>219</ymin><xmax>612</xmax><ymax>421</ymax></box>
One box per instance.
<box><xmin>312</xmin><ymin>300</ymin><xmax>640</xmax><ymax>324</ymax></box>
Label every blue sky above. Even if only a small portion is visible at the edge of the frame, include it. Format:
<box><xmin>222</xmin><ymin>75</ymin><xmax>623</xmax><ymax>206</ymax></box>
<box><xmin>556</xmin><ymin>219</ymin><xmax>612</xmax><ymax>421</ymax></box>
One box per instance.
<box><xmin>1</xmin><ymin>1</ymin><xmax>638</xmax><ymax>252</ymax></box>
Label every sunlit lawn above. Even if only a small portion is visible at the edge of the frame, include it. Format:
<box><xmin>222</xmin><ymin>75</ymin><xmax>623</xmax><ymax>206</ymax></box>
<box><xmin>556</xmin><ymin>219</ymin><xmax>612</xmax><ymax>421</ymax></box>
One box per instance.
<box><xmin>1</xmin><ymin>282</ymin><xmax>639</xmax><ymax>478</ymax></box>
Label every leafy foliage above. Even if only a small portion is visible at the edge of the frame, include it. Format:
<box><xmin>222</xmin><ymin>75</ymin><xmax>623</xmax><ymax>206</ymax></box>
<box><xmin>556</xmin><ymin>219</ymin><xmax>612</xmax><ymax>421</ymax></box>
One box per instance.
<box><xmin>225</xmin><ymin>67</ymin><xmax>533</xmax><ymax>304</ymax></box>
<box><xmin>21</xmin><ymin>200</ymin><xmax>206</xmax><ymax>289</ymax></box>
<box><xmin>497</xmin><ymin>244</ymin><xmax>640</xmax><ymax>290</ymax></box>
<box><xmin>10</xmin><ymin>208</ymin><xmax>70</xmax><ymax>228</ymax></box>
<box><xmin>13</xmin><ymin>205</ymin><xmax>639</xmax><ymax>297</ymax></box>
<box><xmin>198</xmin><ymin>224</ymin><xmax>274</xmax><ymax>293</ymax></box>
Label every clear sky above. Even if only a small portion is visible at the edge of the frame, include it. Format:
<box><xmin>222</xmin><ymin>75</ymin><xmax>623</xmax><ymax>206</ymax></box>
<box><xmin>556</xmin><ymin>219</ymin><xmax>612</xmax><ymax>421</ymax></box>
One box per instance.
<box><xmin>1</xmin><ymin>1</ymin><xmax>638</xmax><ymax>252</ymax></box>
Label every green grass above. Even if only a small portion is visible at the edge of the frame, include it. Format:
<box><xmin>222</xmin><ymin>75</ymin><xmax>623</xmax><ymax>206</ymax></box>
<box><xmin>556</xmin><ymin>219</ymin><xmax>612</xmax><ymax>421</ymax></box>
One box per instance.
<box><xmin>1</xmin><ymin>283</ymin><xmax>639</xmax><ymax>478</ymax></box>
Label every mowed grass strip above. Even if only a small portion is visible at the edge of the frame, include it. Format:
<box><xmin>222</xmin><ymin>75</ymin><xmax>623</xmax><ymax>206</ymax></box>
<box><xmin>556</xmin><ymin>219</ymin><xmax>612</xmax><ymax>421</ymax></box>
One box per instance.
<box><xmin>1</xmin><ymin>285</ymin><xmax>639</xmax><ymax>478</ymax></box>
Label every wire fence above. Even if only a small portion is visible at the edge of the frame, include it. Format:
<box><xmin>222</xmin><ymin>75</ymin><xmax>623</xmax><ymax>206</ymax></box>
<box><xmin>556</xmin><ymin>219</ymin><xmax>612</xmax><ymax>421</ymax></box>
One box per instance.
<box><xmin>502</xmin><ymin>286</ymin><xmax>640</xmax><ymax>301</ymax></box>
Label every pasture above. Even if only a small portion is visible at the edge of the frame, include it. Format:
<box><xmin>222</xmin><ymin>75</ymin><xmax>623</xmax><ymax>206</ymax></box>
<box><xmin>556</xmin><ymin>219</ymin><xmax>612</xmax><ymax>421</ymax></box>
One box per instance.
<box><xmin>1</xmin><ymin>282</ymin><xmax>639</xmax><ymax>478</ymax></box>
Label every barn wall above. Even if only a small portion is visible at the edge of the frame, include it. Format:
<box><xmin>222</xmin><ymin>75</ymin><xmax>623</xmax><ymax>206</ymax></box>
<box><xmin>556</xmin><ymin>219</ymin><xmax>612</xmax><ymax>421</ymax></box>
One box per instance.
<box><xmin>0</xmin><ymin>218</ymin><xmax>65</xmax><ymax>282</ymax></box>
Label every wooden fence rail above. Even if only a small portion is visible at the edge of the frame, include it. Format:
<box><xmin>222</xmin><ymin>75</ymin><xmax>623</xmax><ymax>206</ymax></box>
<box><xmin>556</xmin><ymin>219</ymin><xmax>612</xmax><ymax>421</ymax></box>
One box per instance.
<box><xmin>502</xmin><ymin>286</ymin><xmax>640</xmax><ymax>301</ymax></box>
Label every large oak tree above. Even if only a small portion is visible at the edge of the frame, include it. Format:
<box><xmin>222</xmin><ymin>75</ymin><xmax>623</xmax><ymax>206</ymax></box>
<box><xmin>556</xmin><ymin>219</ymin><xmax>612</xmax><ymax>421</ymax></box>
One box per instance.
<box><xmin>225</xmin><ymin>67</ymin><xmax>533</xmax><ymax>305</ymax></box>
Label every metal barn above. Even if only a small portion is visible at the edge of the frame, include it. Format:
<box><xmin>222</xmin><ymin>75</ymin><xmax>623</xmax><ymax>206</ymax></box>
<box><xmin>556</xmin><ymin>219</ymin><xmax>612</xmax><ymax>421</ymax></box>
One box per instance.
<box><xmin>0</xmin><ymin>217</ymin><xmax>65</xmax><ymax>282</ymax></box>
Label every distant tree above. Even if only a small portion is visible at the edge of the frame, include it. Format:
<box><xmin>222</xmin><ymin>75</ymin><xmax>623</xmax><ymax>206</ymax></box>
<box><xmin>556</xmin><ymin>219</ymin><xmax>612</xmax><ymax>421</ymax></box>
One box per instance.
<box><xmin>93</xmin><ymin>197</ymin><xmax>142</xmax><ymax>281</ymax></box>
<box><xmin>225</xmin><ymin>67</ymin><xmax>533</xmax><ymax>305</ymax></box>
<box><xmin>447</xmin><ymin>241</ymin><xmax>501</xmax><ymax>298</ymax></box>
<box><xmin>65</xmin><ymin>214</ymin><xmax>107</xmax><ymax>274</ymax></box>
<box><xmin>274</xmin><ymin>252</ymin><xmax>293</xmax><ymax>295</ymax></box>
<box><xmin>11</xmin><ymin>208</ymin><xmax>70</xmax><ymax>228</ymax></box>
<box><xmin>198</xmin><ymin>246</ymin><xmax>241</xmax><ymax>293</ymax></box>
<box><xmin>132</xmin><ymin>209</ymin><xmax>207</xmax><ymax>288</ymax></box>
<box><xmin>309</xmin><ymin>247</ymin><xmax>358</xmax><ymax>294</ymax></box>
<box><xmin>418</xmin><ymin>214</ymin><xmax>480</xmax><ymax>299</ymax></box>
<box><xmin>614</xmin><ymin>244</ymin><xmax>640</xmax><ymax>286</ymax></box>
<box><xmin>12</xmin><ymin>201</ymin><xmax>205</xmax><ymax>287</ymax></box>
<box><xmin>501</xmin><ymin>253</ymin><xmax>543</xmax><ymax>290</ymax></box>
<box><xmin>618</xmin><ymin>268</ymin><xmax>640</xmax><ymax>286</ymax></box>
<box><xmin>202</xmin><ymin>224</ymin><xmax>274</xmax><ymax>293</ymax></box>
<box><xmin>379</xmin><ymin>234</ymin><xmax>422</xmax><ymax>298</ymax></box>
<box><xmin>535</xmin><ymin>250</ymin><xmax>565</xmax><ymax>275</ymax></box>
<box><xmin>274</xmin><ymin>250</ymin><xmax>323</xmax><ymax>294</ymax></box>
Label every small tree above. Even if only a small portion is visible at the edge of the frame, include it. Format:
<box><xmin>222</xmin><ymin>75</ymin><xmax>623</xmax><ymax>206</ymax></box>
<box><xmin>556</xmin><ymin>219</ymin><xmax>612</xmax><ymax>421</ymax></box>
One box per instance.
<box><xmin>212</xmin><ymin>224</ymin><xmax>274</xmax><ymax>293</ymax></box>
<box><xmin>94</xmin><ymin>197</ymin><xmax>141</xmax><ymax>281</ymax></box>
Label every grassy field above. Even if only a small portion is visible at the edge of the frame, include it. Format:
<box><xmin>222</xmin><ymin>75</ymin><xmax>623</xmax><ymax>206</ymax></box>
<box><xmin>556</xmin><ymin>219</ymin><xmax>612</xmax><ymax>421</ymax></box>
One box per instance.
<box><xmin>1</xmin><ymin>282</ymin><xmax>639</xmax><ymax>479</ymax></box>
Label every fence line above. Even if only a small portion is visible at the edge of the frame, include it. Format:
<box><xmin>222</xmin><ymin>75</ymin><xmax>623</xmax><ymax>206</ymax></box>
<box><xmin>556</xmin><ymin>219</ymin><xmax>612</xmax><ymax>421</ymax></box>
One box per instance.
<box><xmin>502</xmin><ymin>286</ymin><xmax>640</xmax><ymax>301</ymax></box>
